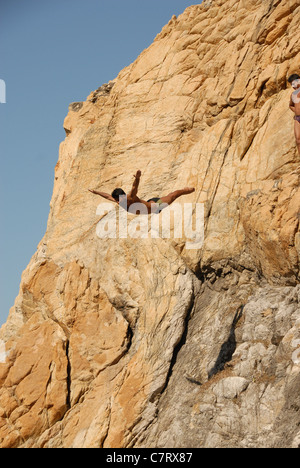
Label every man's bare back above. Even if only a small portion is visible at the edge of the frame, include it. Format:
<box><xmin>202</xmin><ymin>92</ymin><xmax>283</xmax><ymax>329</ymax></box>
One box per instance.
<box><xmin>89</xmin><ymin>170</ymin><xmax>195</xmax><ymax>214</ymax></box>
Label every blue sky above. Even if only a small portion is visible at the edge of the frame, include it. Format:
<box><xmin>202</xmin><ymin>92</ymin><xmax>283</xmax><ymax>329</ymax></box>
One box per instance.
<box><xmin>0</xmin><ymin>0</ymin><xmax>194</xmax><ymax>326</ymax></box>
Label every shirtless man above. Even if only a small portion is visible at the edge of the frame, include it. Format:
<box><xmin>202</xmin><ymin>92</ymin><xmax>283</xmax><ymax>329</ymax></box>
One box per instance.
<box><xmin>89</xmin><ymin>170</ymin><xmax>195</xmax><ymax>214</ymax></box>
<box><xmin>288</xmin><ymin>73</ymin><xmax>300</xmax><ymax>155</ymax></box>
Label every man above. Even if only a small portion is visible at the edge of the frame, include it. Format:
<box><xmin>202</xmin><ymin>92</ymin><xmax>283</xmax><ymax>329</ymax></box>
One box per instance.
<box><xmin>288</xmin><ymin>73</ymin><xmax>300</xmax><ymax>155</ymax></box>
<box><xmin>89</xmin><ymin>170</ymin><xmax>195</xmax><ymax>214</ymax></box>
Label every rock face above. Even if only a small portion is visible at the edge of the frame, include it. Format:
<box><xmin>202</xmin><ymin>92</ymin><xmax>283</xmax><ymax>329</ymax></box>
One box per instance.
<box><xmin>1</xmin><ymin>0</ymin><xmax>300</xmax><ymax>448</ymax></box>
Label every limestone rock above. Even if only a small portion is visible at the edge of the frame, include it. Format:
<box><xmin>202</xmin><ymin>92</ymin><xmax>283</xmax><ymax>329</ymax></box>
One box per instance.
<box><xmin>213</xmin><ymin>376</ymin><xmax>249</xmax><ymax>400</ymax></box>
<box><xmin>0</xmin><ymin>0</ymin><xmax>300</xmax><ymax>448</ymax></box>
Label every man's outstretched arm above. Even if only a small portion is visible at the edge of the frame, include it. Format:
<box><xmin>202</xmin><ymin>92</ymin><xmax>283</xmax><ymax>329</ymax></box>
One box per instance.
<box><xmin>88</xmin><ymin>189</ymin><xmax>116</xmax><ymax>203</ymax></box>
<box><xmin>129</xmin><ymin>170</ymin><xmax>141</xmax><ymax>198</ymax></box>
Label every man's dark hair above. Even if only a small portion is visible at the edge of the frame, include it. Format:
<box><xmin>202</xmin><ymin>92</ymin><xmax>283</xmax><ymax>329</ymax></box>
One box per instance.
<box><xmin>288</xmin><ymin>74</ymin><xmax>300</xmax><ymax>83</ymax></box>
<box><xmin>111</xmin><ymin>188</ymin><xmax>126</xmax><ymax>201</ymax></box>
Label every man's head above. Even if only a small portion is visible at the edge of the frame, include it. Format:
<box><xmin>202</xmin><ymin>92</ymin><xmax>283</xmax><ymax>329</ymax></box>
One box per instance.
<box><xmin>111</xmin><ymin>188</ymin><xmax>126</xmax><ymax>202</ymax></box>
<box><xmin>288</xmin><ymin>74</ymin><xmax>300</xmax><ymax>89</ymax></box>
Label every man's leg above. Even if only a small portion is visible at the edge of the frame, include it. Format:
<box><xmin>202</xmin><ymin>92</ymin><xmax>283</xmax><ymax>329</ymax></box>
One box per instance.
<box><xmin>295</xmin><ymin>119</ymin><xmax>300</xmax><ymax>155</ymax></box>
<box><xmin>160</xmin><ymin>187</ymin><xmax>195</xmax><ymax>206</ymax></box>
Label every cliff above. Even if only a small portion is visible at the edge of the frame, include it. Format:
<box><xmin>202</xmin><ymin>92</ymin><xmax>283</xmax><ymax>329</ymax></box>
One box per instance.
<box><xmin>0</xmin><ymin>0</ymin><xmax>300</xmax><ymax>448</ymax></box>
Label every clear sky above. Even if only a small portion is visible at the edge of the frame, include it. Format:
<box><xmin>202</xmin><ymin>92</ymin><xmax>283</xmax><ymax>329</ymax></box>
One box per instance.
<box><xmin>0</xmin><ymin>0</ymin><xmax>195</xmax><ymax>326</ymax></box>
